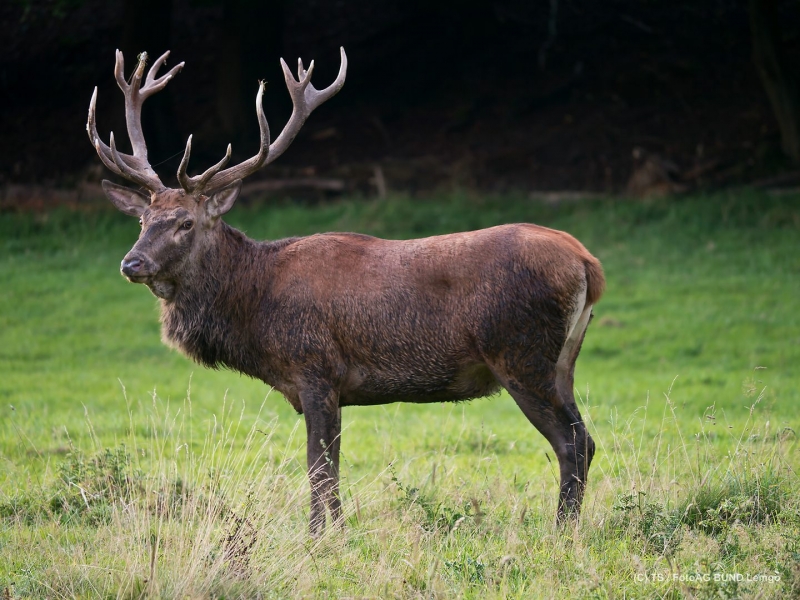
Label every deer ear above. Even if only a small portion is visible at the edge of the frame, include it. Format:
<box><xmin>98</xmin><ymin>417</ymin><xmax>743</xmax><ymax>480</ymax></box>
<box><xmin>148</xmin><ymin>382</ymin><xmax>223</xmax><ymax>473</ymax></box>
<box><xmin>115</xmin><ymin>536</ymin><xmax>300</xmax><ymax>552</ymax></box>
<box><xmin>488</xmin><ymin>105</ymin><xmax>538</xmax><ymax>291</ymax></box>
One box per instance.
<box><xmin>102</xmin><ymin>180</ymin><xmax>150</xmax><ymax>217</ymax></box>
<box><xmin>205</xmin><ymin>179</ymin><xmax>242</xmax><ymax>218</ymax></box>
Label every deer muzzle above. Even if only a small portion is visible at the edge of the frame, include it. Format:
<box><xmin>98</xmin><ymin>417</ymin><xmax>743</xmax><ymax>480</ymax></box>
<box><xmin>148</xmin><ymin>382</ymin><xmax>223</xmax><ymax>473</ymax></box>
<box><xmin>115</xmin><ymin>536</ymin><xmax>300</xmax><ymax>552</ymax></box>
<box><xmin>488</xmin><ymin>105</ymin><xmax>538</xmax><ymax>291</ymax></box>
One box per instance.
<box><xmin>121</xmin><ymin>253</ymin><xmax>155</xmax><ymax>283</ymax></box>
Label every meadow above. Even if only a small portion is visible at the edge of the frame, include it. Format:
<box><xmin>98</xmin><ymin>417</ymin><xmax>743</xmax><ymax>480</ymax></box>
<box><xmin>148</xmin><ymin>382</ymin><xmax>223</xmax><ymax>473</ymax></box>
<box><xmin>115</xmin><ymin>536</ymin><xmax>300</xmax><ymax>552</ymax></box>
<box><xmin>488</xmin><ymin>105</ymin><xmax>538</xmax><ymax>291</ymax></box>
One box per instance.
<box><xmin>0</xmin><ymin>190</ymin><xmax>798</xmax><ymax>599</ymax></box>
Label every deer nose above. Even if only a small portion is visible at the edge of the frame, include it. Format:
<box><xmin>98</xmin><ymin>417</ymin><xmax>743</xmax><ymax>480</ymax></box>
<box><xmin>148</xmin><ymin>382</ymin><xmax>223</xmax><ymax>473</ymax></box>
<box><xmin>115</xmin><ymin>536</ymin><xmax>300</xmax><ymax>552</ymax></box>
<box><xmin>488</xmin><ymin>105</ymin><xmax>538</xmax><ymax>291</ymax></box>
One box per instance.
<box><xmin>121</xmin><ymin>257</ymin><xmax>143</xmax><ymax>276</ymax></box>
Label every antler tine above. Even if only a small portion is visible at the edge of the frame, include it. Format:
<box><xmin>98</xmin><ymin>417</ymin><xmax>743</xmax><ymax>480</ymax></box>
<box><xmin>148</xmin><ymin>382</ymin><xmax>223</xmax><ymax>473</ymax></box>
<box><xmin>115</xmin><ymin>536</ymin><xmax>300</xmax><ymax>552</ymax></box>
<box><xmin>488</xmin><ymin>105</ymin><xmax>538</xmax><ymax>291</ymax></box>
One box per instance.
<box><xmin>87</xmin><ymin>86</ymin><xmax>150</xmax><ymax>181</ymax></box>
<box><xmin>176</xmin><ymin>135</ymin><xmax>195</xmax><ymax>192</ymax></box>
<box><xmin>196</xmin><ymin>144</ymin><xmax>233</xmax><ymax>190</ymax></box>
<box><xmin>146</xmin><ymin>50</ymin><xmax>171</xmax><ymax>85</ymax></box>
<box><xmin>89</xmin><ymin>49</ymin><xmax>184</xmax><ymax>193</ymax></box>
<box><xmin>195</xmin><ymin>81</ymin><xmax>271</xmax><ymax>193</ymax></box>
<box><xmin>129</xmin><ymin>52</ymin><xmax>147</xmax><ymax>95</ymax></box>
<box><xmin>264</xmin><ymin>46</ymin><xmax>347</xmax><ymax>165</ymax></box>
<box><xmin>113</xmin><ymin>49</ymin><xmax>128</xmax><ymax>91</ymax></box>
<box><xmin>143</xmin><ymin>51</ymin><xmax>185</xmax><ymax>97</ymax></box>
<box><xmin>297</xmin><ymin>57</ymin><xmax>315</xmax><ymax>82</ymax></box>
<box><xmin>109</xmin><ymin>132</ymin><xmax>160</xmax><ymax>191</ymax></box>
<box><xmin>177</xmin><ymin>134</ymin><xmax>234</xmax><ymax>194</ymax></box>
<box><xmin>87</xmin><ymin>87</ymin><xmax>124</xmax><ymax>177</ymax></box>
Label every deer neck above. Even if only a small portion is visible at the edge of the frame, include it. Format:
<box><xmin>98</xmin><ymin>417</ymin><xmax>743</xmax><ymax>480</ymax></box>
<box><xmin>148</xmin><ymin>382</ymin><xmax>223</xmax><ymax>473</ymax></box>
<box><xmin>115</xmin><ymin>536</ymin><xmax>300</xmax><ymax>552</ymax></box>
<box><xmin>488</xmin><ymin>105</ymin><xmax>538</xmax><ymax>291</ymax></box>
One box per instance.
<box><xmin>159</xmin><ymin>223</ymin><xmax>267</xmax><ymax>373</ymax></box>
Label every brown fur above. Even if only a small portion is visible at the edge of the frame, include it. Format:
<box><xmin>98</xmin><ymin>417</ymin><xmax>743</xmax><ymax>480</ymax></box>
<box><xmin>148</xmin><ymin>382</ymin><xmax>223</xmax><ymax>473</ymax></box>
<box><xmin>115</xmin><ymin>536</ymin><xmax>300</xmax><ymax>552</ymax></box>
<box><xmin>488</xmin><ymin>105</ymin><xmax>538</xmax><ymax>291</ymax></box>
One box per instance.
<box><xmin>92</xmin><ymin>48</ymin><xmax>604</xmax><ymax>535</ymax></box>
<box><xmin>106</xmin><ymin>182</ymin><xmax>604</xmax><ymax>536</ymax></box>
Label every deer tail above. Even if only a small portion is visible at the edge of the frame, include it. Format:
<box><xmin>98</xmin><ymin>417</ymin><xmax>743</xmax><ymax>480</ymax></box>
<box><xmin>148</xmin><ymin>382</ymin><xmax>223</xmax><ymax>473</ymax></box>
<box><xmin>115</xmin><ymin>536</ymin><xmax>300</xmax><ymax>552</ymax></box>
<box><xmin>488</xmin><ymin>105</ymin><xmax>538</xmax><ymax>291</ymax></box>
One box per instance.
<box><xmin>584</xmin><ymin>256</ymin><xmax>606</xmax><ymax>306</ymax></box>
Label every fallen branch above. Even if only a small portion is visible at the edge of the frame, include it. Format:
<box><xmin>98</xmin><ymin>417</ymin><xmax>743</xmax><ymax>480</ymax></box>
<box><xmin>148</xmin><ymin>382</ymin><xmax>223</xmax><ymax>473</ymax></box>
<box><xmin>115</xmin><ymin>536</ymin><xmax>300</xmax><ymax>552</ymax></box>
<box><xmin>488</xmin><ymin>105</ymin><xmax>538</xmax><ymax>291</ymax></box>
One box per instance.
<box><xmin>750</xmin><ymin>170</ymin><xmax>800</xmax><ymax>189</ymax></box>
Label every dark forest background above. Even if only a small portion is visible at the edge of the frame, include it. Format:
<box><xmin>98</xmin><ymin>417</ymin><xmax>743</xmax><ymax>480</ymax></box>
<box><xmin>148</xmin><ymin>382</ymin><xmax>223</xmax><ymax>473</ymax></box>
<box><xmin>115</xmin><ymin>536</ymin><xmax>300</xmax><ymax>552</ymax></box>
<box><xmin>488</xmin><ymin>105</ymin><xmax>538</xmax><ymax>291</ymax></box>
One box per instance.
<box><xmin>1</xmin><ymin>0</ymin><xmax>799</xmax><ymax>203</ymax></box>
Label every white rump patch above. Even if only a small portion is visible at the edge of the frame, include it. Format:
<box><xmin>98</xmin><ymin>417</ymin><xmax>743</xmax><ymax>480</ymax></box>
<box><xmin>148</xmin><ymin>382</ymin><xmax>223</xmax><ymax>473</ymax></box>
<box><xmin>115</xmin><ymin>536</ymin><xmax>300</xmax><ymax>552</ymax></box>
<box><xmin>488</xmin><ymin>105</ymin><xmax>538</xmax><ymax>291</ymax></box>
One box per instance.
<box><xmin>565</xmin><ymin>279</ymin><xmax>587</xmax><ymax>343</ymax></box>
<box><xmin>557</xmin><ymin>278</ymin><xmax>592</xmax><ymax>375</ymax></box>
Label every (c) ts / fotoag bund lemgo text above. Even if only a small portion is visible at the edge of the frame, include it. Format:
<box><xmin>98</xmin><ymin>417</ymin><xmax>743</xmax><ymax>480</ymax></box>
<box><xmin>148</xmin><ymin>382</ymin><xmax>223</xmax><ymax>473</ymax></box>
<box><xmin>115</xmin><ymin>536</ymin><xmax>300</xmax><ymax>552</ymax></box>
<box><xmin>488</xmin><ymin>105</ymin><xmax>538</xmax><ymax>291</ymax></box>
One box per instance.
<box><xmin>634</xmin><ymin>573</ymin><xmax>781</xmax><ymax>583</ymax></box>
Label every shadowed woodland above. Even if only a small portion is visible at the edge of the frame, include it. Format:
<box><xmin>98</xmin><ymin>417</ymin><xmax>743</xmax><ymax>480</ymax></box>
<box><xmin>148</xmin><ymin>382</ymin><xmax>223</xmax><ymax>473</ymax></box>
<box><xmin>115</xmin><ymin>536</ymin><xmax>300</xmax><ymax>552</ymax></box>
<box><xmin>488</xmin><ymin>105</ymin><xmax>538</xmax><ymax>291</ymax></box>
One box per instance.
<box><xmin>1</xmin><ymin>0</ymin><xmax>799</xmax><ymax>206</ymax></box>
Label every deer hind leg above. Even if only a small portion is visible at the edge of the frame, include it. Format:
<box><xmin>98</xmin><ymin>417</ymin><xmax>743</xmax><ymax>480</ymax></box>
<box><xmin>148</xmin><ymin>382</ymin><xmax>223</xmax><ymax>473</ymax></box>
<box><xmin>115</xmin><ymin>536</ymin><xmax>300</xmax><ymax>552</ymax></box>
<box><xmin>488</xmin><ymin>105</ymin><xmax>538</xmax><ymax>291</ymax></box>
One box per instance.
<box><xmin>300</xmin><ymin>386</ymin><xmax>342</xmax><ymax>537</ymax></box>
<box><xmin>498</xmin><ymin>368</ymin><xmax>593</xmax><ymax>524</ymax></box>
<box><xmin>553</xmin><ymin>302</ymin><xmax>595</xmax><ymax>521</ymax></box>
<box><xmin>492</xmin><ymin>303</ymin><xmax>595</xmax><ymax>524</ymax></box>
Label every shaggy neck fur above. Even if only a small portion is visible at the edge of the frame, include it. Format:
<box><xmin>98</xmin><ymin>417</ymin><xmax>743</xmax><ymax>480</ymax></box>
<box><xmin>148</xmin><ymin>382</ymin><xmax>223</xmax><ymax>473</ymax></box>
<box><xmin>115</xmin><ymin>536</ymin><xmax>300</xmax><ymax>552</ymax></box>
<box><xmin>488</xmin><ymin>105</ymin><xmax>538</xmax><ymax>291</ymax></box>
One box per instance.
<box><xmin>159</xmin><ymin>222</ymin><xmax>292</xmax><ymax>378</ymax></box>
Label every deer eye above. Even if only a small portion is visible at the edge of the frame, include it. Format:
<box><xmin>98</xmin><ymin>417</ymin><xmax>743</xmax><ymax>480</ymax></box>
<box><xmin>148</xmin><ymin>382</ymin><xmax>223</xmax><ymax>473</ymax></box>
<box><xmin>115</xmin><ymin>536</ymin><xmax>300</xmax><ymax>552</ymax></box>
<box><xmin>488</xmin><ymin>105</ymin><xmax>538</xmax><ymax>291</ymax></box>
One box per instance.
<box><xmin>181</xmin><ymin>220</ymin><xmax>194</xmax><ymax>230</ymax></box>
<box><xmin>138</xmin><ymin>217</ymin><xmax>143</xmax><ymax>227</ymax></box>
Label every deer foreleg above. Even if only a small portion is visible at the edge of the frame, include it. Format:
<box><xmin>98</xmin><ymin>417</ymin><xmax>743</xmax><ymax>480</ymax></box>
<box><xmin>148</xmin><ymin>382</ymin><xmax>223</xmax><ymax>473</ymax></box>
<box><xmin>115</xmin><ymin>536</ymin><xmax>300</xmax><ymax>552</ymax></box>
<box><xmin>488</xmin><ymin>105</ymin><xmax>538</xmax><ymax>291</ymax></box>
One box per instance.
<box><xmin>300</xmin><ymin>386</ymin><xmax>342</xmax><ymax>537</ymax></box>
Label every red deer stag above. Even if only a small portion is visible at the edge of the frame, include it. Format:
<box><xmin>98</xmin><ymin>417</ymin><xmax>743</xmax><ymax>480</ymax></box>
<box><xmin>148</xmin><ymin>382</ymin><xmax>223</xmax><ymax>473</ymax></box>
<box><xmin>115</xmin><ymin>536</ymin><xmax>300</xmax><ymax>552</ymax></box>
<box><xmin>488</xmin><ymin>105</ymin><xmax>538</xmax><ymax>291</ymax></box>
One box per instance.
<box><xmin>88</xmin><ymin>49</ymin><xmax>604</xmax><ymax>536</ymax></box>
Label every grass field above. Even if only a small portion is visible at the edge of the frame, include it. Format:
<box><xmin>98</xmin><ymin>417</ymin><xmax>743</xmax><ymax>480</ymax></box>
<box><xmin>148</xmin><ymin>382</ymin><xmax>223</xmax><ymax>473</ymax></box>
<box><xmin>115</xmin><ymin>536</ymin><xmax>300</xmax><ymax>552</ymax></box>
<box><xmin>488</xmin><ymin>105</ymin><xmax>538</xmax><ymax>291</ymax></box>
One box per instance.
<box><xmin>1</xmin><ymin>190</ymin><xmax>799</xmax><ymax>598</ymax></box>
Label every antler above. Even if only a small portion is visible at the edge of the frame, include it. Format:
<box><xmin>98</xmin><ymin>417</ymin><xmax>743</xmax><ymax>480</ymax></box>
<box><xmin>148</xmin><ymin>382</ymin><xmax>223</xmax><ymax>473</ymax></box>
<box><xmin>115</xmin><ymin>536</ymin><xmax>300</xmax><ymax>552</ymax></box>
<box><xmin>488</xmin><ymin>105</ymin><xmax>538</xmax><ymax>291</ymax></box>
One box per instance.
<box><xmin>176</xmin><ymin>81</ymin><xmax>267</xmax><ymax>194</ymax></box>
<box><xmin>177</xmin><ymin>47</ymin><xmax>348</xmax><ymax>195</ymax></box>
<box><xmin>87</xmin><ymin>50</ymin><xmax>184</xmax><ymax>193</ymax></box>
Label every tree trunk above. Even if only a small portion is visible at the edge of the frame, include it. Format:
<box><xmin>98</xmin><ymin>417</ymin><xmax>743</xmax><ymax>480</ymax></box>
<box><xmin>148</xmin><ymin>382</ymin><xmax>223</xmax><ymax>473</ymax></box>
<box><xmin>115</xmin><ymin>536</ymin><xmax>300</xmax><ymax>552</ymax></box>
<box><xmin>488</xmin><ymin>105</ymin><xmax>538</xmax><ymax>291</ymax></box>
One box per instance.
<box><xmin>749</xmin><ymin>0</ymin><xmax>800</xmax><ymax>163</ymax></box>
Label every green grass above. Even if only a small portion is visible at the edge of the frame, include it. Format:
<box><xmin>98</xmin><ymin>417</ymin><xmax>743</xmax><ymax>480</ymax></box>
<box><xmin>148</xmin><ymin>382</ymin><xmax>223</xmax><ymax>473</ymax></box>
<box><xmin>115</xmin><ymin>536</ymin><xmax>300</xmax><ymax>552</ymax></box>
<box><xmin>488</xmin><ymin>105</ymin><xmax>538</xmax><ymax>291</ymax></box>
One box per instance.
<box><xmin>0</xmin><ymin>190</ymin><xmax>798</xmax><ymax>598</ymax></box>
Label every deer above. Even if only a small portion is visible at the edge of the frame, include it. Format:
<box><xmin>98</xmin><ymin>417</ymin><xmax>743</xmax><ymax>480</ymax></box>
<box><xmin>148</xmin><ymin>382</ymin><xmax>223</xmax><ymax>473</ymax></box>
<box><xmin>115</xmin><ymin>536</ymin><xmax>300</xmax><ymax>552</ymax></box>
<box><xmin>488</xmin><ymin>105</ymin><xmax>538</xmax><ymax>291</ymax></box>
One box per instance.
<box><xmin>87</xmin><ymin>48</ymin><xmax>605</xmax><ymax>537</ymax></box>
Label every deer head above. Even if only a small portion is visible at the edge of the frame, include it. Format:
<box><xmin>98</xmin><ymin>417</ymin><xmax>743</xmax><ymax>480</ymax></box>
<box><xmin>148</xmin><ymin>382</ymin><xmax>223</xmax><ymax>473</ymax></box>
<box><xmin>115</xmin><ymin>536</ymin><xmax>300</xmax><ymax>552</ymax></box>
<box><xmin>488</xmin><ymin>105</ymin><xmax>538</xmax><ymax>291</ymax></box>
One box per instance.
<box><xmin>87</xmin><ymin>49</ymin><xmax>347</xmax><ymax>299</ymax></box>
